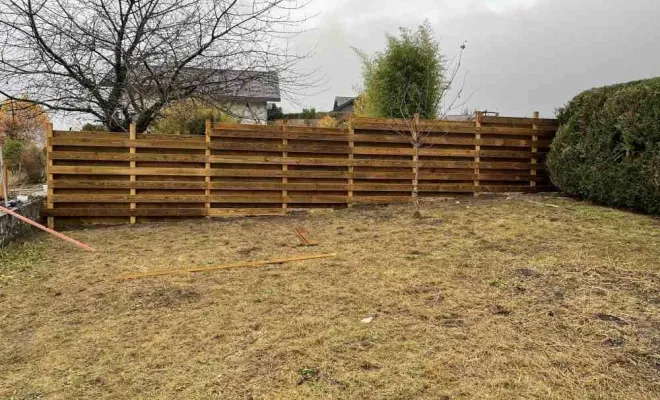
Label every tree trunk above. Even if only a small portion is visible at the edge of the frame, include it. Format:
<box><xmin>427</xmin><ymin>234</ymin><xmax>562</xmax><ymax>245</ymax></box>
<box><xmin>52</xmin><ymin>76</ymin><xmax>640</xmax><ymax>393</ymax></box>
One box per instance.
<box><xmin>411</xmin><ymin>114</ymin><xmax>421</xmax><ymax>212</ymax></box>
<box><xmin>412</xmin><ymin>144</ymin><xmax>419</xmax><ymax>210</ymax></box>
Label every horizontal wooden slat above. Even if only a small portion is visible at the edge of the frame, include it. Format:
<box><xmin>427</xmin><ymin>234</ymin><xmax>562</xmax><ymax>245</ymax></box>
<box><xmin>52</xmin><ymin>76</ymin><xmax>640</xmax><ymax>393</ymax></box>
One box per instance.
<box><xmin>210</xmin><ymin>169</ymin><xmax>350</xmax><ymax>179</ymax></box>
<box><xmin>53</xmin><ymin>130</ymin><xmax>129</xmax><ymax>139</ymax></box>
<box><xmin>479</xmin><ymin>150</ymin><xmax>535</xmax><ymax>159</ymax></box>
<box><xmin>478</xmin><ymin>185</ymin><xmax>553</xmax><ymax>193</ymax></box>
<box><xmin>353</xmin><ymin>134</ymin><xmax>476</xmax><ymax>146</ymax></box>
<box><xmin>211</xmin><ymin>182</ymin><xmax>348</xmax><ymax>191</ymax></box>
<box><xmin>226</xmin><ymin>183</ymin><xmax>347</xmax><ymax>191</ymax></box>
<box><xmin>207</xmin><ymin>208</ymin><xmax>287</xmax><ymax>217</ymax></box>
<box><xmin>51</xmin><ymin>194</ymin><xmax>205</xmax><ymax>203</ymax></box>
<box><xmin>210</xmin><ymin>142</ymin><xmax>350</xmax><ymax>154</ymax></box>
<box><xmin>51</xmin><ymin>194</ymin><xmax>350</xmax><ymax>204</ymax></box>
<box><xmin>479</xmin><ymin>174</ymin><xmax>545</xmax><ymax>182</ymax></box>
<box><xmin>43</xmin><ymin>208</ymin><xmax>207</xmax><ymax>217</ymax></box>
<box><xmin>51</xmin><ymin>166</ymin><xmax>206</xmax><ymax>176</ymax></box>
<box><xmin>49</xmin><ymin>137</ymin><xmax>206</xmax><ymax>149</ymax></box>
<box><xmin>479</xmin><ymin>162</ymin><xmax>546</xmax><ymax>170</ymax></box>
<box><xmin>51</xmin><ymin>180</ymin><xmax>206</xmax><ymax>190</ymax></box>
<box><xmin>50</xmin><ymin>152</ymin><xmax>207</xmax><ymax>163</ymax></box>
<box><xmin>481</xmin><ymin>116</ymin><xmax>559</xmax><ymax>127</ymax></box>
<box><xmin>354</xmin><ymin>120</ymin><xmax>556</xmax><ymax>135</ymax></box>
<box><xmin>51</xmin><ymin>180</ymin><xmax>352</xmax><ymax>191</ymax></box>
<box><xmin>353</xmin><ymin>171</ymin><xmax>476</xmax><ymax>180</ymax></box>
<box><xmin>51</xmin><ymin>152</ymin><xmax>481</xmax><ymax>168</ymax></box>
<box><xmin>212</xmin><ymin>123</ymin><xmax>286</xmax><ymax>132</ymax></box>
<box><xmin>354</xmin><ymin>147</ymin><xmax>475</xmax><ymax>157</ymax></box>
<box><xmin>354</xmin><ymin>183</ymin><xmax>474</xmax><ymax>192</ymax></box>
<box><xmin>479</xmin><ymin>138</ymin><xmax>552</xmax><ymax>148</ymax></box>
<box><xmin>211</xmin><ymin>129</ymin><xmax>349</xmax><ymax>142</ymax></box>
<box><xmin>209</xmin><ymin>155</ymin><xmax>349</xmax><ymax>167</ymax></box>
<box><xmin>353</xmin><ymin>196</ymin><xmax>411</xmax><ymax>204</ymax></box>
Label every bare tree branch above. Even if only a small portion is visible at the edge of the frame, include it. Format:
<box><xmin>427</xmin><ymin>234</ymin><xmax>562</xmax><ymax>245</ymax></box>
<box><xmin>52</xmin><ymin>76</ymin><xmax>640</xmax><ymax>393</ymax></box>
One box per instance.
<box><xmin>0</xmin><ymin>0</ymin><xmax>313</xmax><ymax>132</ymax></box>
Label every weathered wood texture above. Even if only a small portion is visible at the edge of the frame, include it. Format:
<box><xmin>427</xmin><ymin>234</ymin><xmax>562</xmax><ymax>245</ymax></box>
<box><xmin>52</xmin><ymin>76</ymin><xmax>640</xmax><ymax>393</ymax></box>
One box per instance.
<box><xmin>44</xmin><ymin>114</ymin><xmax>557</xmax><ymax>226</ymax></box>
<box><xmin>0</xmin><ymin>160</ymin><xmax>8</xmax><ymax>201</ymax></box>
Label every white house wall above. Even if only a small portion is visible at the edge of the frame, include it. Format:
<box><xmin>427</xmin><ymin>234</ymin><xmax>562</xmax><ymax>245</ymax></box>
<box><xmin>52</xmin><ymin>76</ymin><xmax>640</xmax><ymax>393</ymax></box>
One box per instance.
<box><xmin>225</xmin><ymin>101</ymin><xmax>268</xmax><ymax>125</ymax></box>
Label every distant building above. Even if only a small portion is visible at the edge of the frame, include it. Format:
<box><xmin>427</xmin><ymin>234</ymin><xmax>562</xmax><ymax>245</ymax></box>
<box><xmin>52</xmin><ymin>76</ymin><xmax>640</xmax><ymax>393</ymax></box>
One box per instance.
<box><xmin>332</xmin><ymin>96</ymin><xmax>357</xmax><ymax>114</ymax></box>
<box><xmin>101</xmin><ymin>68</ymin><xmax>280</xmax><ymax>125</ymax></box>
<box><xmin>206</xmin><ymin>70</ymin><xmax>280</xmax><ymax>124</ymax></box>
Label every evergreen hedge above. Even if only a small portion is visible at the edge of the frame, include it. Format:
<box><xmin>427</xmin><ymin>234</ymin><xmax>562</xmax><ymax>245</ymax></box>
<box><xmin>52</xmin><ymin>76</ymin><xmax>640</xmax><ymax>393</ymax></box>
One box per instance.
<box><xmin>548</xmin><ymin>77</ymin><xmax>660</xmax><ymax>214</ymax></box>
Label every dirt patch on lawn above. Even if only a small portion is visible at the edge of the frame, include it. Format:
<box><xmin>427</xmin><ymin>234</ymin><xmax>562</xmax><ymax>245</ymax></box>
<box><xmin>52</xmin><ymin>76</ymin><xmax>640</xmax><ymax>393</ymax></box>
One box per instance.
<box><xmin>1</xmin><ymin>194</ymin><xmax>659</xmax><ymax>399</ymax></box>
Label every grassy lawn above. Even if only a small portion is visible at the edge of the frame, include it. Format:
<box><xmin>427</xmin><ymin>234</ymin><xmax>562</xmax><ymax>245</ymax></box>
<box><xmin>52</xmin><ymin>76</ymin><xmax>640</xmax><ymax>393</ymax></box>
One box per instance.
<box><xmin>1</xmin><ymin>194</ymin><xmax>659</xmax><ymax>399</ymax></box>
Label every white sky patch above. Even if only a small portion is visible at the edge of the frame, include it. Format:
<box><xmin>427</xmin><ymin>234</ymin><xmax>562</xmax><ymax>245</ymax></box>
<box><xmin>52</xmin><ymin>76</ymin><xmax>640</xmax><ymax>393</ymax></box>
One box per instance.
<box><xmin>304</xmin><ymin>0</ymin><xmax>542</xmax><ymax>27</ymax></box>
<box><xmin>484</xmin><ymin>0</ymin><xmax>539</xmax><ymax>13</ymax></box>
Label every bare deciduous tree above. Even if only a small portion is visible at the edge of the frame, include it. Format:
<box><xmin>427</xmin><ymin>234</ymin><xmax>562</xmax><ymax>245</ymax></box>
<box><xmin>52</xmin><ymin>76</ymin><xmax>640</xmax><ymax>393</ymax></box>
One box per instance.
<box><xmin>0</xmin><ymin>0</ymin><xmax>311</xmax><ymax>132</ymax></box>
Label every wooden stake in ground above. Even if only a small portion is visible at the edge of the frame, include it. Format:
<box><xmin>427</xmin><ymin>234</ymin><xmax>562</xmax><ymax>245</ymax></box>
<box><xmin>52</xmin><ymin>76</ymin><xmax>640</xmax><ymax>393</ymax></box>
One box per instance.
<box><xmin>0</xmin><ymin>205</ymin><xmax>96</xmax><ymax>252</ymax></box>
<box><xmin>0</xmin><ymin>148</ymin><xmax>8</xmax><ymax>205</ymax></box>
<box><xmin>295</xmin><ymin>226</ymin><xmax>318</xmax><ymax>246</ymax></box>
<box><xmin>117</xmin><ymin>253</ymin><xmax>336</xmax><ymax>281</ymax></box>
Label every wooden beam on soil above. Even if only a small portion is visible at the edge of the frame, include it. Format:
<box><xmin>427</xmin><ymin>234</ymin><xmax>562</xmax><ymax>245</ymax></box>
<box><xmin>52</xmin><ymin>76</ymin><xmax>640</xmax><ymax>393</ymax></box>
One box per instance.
<box><xmin>295</xmin><ymin>226</ymin><xmax>319</xmax><ymax>246</ymax></box>
<box><xmin>117</xmin><ymin>253</ymin><xmax>336</xmax><ymax>281</ymax></box>
<box><xmin>0</xmin><ymin>205</ymin><xmax>96</xmax><ymax>252</ymax></box>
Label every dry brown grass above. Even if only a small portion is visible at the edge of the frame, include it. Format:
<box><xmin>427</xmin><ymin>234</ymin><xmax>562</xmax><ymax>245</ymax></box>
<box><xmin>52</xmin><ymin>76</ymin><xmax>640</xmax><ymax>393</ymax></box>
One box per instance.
<box><xmin>1</xmin><ymin>194</ymin><xmax>659</xmax><ymax>399</ymax></box>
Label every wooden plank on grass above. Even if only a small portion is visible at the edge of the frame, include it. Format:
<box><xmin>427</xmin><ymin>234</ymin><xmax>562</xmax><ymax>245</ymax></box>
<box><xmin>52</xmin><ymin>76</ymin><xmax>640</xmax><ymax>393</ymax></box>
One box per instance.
<box><xmin>117</xmin><ymin>253</ymin><xmax>337</xmax><ymax>281</ymax></box>
<box><xmin>295</xmin><ymin>227</ymin><xmax>319</xmax><ymax>246</ymax></box>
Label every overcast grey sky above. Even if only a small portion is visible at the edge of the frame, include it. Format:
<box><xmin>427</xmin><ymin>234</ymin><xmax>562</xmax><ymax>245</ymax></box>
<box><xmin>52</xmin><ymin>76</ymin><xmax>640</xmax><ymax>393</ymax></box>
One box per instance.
<box><xmin>287</xmin><ymin>0</ymin><xmax>660</xmax><ymax>118</ymax></box>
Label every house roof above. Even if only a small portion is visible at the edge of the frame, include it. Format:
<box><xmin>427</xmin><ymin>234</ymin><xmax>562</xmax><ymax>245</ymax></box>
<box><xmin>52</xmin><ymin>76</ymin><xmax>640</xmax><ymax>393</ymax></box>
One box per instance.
<box><xmin>101</xmin><ymin>67</ymin><xmax>281</xmax><ymax>102</ymax></box>
<box><xmin>198</xmin><ymin>69</ymin><xmax>281</xmax><ymax>102</ymax></box>
<box><xmin>333</xmin><ymin>96</ymin><xmax>356</xmax><ymax>111</ymax></box>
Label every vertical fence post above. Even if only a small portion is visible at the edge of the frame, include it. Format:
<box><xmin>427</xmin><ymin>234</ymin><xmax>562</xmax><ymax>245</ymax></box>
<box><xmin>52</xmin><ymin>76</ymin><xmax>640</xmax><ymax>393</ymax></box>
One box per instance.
<box><xmin>46</xmin><ymin>122</ymin><xmax>55</xmax><ymax>229</ymax></box>
<box><xmin>348</xmin><ymin>117</ymin><xmax>354</xmax><ymax>207</ymax></box>
<box><xmin>530</xmin><ymin>111</ymin><xmax>539</xmax><ymax>191</ymax></box>
<box><xmin>0</xmin><ymin>148</ymin><xmax>8</xmax><ymax>205</ymax></box>
<box><xmin>129</xmin><ymin>123</ymin><xmax>136</xmax><ymax>224</ymax></box>
<box><xmin>282</xmin><ymin>120</ymin><xmax>288</xmax><ymax>213</ymax></box>
<box><xmin>474</xmin><ymin>111</ymin><xmax>482</xmax><ymax>197</ymax></box>
<box><xmin>205</xmin><ymin>119</ymin><xmax>212</xmax><ymax>215</ymax></box>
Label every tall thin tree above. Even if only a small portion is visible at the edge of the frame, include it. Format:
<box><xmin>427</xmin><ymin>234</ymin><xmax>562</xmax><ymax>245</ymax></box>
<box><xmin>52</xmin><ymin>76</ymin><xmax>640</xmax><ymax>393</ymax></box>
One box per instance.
<box><xmin>355</xmin><ymin>22</ymin><xmax>468</xmax><ymax>211</ymax></box>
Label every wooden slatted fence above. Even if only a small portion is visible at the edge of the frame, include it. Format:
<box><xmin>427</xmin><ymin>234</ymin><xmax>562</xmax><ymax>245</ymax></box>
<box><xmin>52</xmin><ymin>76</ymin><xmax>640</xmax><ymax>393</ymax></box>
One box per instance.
<box><xmin>43</xmin><ymin>113</ymin><xmax>558</xmax><ymax>227</ymax></box>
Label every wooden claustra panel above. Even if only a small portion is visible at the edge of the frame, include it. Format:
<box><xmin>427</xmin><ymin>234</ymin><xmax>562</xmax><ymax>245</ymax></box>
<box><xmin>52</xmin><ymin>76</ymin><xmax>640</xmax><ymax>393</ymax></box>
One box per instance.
<box><xmin>46</xmin><ymin>116</ymin><xmax>558</xmax><ymax>225</ymax></box>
